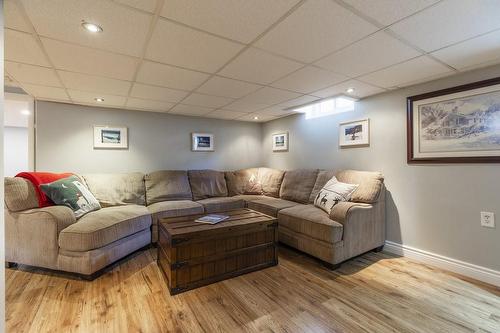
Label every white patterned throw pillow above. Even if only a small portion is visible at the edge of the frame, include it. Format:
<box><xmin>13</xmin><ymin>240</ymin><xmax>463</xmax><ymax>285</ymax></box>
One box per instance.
<box><xmin>313</xmin><ymin>176</ymin><xmax>358</xmax><ymax>214</ymax></box>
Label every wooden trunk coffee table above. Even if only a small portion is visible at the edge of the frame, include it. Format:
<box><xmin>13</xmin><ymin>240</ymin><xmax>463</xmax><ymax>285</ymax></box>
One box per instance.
<box><xmin>158</xmin><ymin>208</ymin><xmax>278</xmax><ymax>295</ymax></box>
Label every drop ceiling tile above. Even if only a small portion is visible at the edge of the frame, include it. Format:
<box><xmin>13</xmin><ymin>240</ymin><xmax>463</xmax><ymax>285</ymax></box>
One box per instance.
<box><xmin>42</xmin><ymin>38</ymin><xmax>137</xmax><ymax>81</ymax></box>
<box><xmin>130</xmin><ymin>83</ymin><xmax>189</xmax><ymax>103</ymax></box>
<box><xmin>5</xmin><ymin>62</ymin><xmax>61</xmax><ymax>87</ymax></box>
<box><xmin>254</xmin><ymin>0</ymin><xmax>378</xmax><ymax>62</ymax></box>
<box><xmin>219</xmin><ymin>47</ymin><xmax>303</xmax><ymax>85</ymax></box>
<box><xmin>343</xmin><ymin>0</ymin><xmax>439</xmax><ymax>26</ymax></box>
<box><xmin>278</xmin><ymin>95</ymin><xmax>319</xmax><ymax>108</ymax></box>
<box><xmin>311</xmin><ymin>79</ymin><xmax>386</xmax><ymax>99</ymax></box>
<box><xmin>224</xmin><ymin>100</ymin><xmax>269</xmax><ymax>112</ymax></box>
<box><xmin>136</xmin><ymin>61</ymin><xmax>210</xmax><ymax>91</ymax></box>
<box><xmin>169</xmin><ymin>104</ymin><xmax>214</xmax><ymax>116</ymax></box>
<box><xmin>21</xmin><ymin>0</ymin><xmax>151</xmax><ymax>57</ymax></box>
<box><xmin>147</xmin><ymin>19</ymin><xmax>244</xmax><ymax>73</ymax></box>
<box><xmin>239</xmin><ymin>87</ymin><xmax>301</xmax><ymax>105</ymax></box>
<box><xmin>161</xmin><ymin>0</ymin><xmax>299</xmax><ymax>44</ymax></box>
<box><xmin>5</xmin><ymin>0</ymin><xmax>31</xmax><ymax>32</ymax></box>
<box><xmin>315</xmin><ymin>31</ymin><xmax>422</xmax><ymax>77</ymax></box>
<box><xmin>67</xmin><ymin>89</ymin><xmax>127</xmax><ymax>107</ymax></box>
<box><xmin>196</xmin><ymin>76</ymin><xmax>262</xmax><ymax>99</ymax></box>
<box><xmin>389</xmin><ymin>0</ymin><xmax>500</xmax><ymax>52</ymax></box>
<box><xmin>5</xmin><ymin>29</ymin><xmax>50</xmax><ymax>67</ymax></box>
<box><xmin>258</xmin><ymin>106</ymin><xmax>294</xmax><ymax>117</ymax></box>
<box><xmin>114</xmin><ymin>0</ymin><xmax>157</xmax><ymax>13</ymax></box>
<box><xmin>271</xmin><ymin>66</ymin><xmax>348</xmax><ymax>94</ymax></box>
<box><xmin>205</xmin><ymin>110</ymin><xmax>248</xmax><ymax>120</ymax></box>
<box><xmin>126</xmin><ymin>98</ymin><xmax>175</xmax><ymax>112</ymax></box>
<box><xmin>359</xmin><ymin>56</ymin><xmax>452</xmax><ymax>88</ymax></box>
<box><xmin>22</xmin><ymin>83</ymin><xmax>69</xmax><ymax>101</ymax></box>
<box><xmin>237</xmin><ymin>113</ymin><xmax>276</xmax><ymax>122</ymax></box>
<box><xmin>58</xmin><ymin>71</ymin><xmax>131</xmax><ymax>96</ymax></box>
<box><xmin>182</xmin><ymin>93</ymin><xmax>234</xmax><ymax>108</ymax></box>
<box><xmin>431</xmin><ymin>30</ymin><xmax>500</xmax><ymax>70</ymax></box>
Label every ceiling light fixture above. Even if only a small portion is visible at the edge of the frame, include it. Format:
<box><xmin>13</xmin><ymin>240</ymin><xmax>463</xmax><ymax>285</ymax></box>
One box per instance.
<box><xmin>346</xmin><ymin>87</ymin><xmax>355</xmax><ymax>94</ymax></box>
<box><xmin>94</xmin><ymin>97</ymin><xmax>105</xmax><ymax>102</ymax></box>
<box><xmin>253</xmin><ymin>116</ymin><xmax>259</xmax><ymax>120</ymax></box>
<box><xmin>82</xmin><ymin>21</ymin><xmax>103</xmax><ymax>33</ymax></box>
<box><xmin>21</xmin><ymin>110</ymin><xmax>31</xmax><ymax>116</ymax></box>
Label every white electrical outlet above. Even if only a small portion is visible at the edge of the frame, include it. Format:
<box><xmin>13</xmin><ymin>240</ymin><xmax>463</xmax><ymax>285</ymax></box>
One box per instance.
<box><xmin>480</xmin><ymin>212</ymin><xmax>495</xmax><ymax>228</ymax></box>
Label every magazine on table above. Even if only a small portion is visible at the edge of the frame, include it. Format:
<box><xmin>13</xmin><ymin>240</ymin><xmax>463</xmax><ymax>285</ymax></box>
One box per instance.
<box><xmin>195</xmin><ymin>214</ymin><xmax>229</xmax><ymax>224</ymax></box>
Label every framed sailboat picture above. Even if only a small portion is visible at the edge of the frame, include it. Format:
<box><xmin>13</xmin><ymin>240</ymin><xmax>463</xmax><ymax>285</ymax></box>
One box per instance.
<box><xmin>407</xmin><ymin>77</ymin><xmax>500</xmax><ymax>163</ymax></box>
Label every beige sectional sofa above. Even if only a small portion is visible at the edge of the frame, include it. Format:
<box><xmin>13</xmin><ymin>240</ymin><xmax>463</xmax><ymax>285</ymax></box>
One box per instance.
<box><xmin>4</xmin><ymin>167</ymin><xmax>385</xmax><ymax>277</ymax></box>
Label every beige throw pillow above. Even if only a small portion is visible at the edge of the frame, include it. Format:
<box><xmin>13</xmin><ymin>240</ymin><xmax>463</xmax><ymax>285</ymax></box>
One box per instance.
<box><xmin>313</xmin><ymin>176</ymin><xmax>358</xmax><ymax>214</ymax></box>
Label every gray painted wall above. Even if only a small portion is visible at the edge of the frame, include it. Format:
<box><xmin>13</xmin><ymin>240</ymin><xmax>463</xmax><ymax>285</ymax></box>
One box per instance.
<box><xmin>262</xmin><ymin>65</ymin><xmax>500</xmax><ymax>271</ymax></box>
<box><xmin>35</xmin><ymin>101</ymin><xmax>263</xmax><ymax>173</ymax></box>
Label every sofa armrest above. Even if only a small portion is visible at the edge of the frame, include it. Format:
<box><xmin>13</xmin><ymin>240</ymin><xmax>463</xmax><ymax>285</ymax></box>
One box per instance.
<box><xmin>329</xmin><ymin>188</ymin><xmax>386</xmax><ymax>262</ymax></box>
<box><xmin>5</xmin><ymin>206</ymin><xmax>76</xmax><ymax>268</ymax></box>
<box><xmin>329</xmin><ymin>201</ymin><xmax>372</xmax><ymax>225</ymax></box>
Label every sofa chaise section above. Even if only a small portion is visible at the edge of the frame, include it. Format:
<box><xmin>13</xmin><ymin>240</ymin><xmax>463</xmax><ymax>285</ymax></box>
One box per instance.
<box><xmin>5</xmin><ymin>174</ymin><xmax>152</xmax><ymax>276</ymax></box>
<box><xmin>278</xmin><ymin>170</ymin><xmax>385</xmax><ymax>267</ymax></box>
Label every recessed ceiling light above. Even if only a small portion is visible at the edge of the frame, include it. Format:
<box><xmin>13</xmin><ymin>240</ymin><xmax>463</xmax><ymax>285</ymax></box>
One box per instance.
<box><xmin>82</xmin><ymin>21</ymin><xmax>103</xmax><ymax>33</ymax></box>
<box><xmin>21</xmin><ymin>110</ymin><xmax>31</xmax><ymax>116</ymax></box>
<box><xmin>346</xmin><ymin>87</ymin><xmax>355</xmax><ymax>94</ymax></box>
<box><xmin>94</xmin><ymin>97</ymin><xmax>105</xmax><ymax>102</ymax></box>
<box><xmin>253</xmin><ymin>116</ymin><xmax>259</xmax><ymax>120</ymax></box>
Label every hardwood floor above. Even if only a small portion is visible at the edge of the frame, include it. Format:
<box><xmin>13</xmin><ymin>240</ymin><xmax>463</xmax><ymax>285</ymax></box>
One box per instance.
<box><xmin>6</xmin><ymin>246</ymin><xmax>500</xmax><ymax>333</ymax></box>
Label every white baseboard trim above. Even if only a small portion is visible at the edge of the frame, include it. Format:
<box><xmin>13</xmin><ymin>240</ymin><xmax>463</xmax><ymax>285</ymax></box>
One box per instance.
<box><xmin>383</xmin><ymin>241</ymin><xmax>500</xmax><ymax>287</ymax></box>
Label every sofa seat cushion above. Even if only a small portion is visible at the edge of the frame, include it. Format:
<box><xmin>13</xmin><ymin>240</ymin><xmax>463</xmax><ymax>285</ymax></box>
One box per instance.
<box><xmin>232</xmin><ymin>194</ymin><xmax>266</xmax><ymax>203</ymax></box>
<box><xmin>148</xmin><ymin>200</ymin><xmax>204</xmax><ymax>222</ymax></box>
<box><xmin>247</xmin><ymin>197</ymin><xmax>298</xmax><ymax>217</ymax></box>
<box><xmin>278</xmin><ymin>204</ymin><xmax>343</xmax><ymax>244</ymax></box>
<box><xmin>196</xmin><ymin>197</ymin><xmax>245</xmax><ymax>213</ymax></box>
<box><xmin>58</xmin><ymin>205</ymin><xmax>151</xmax><ymax>252</ymax></box>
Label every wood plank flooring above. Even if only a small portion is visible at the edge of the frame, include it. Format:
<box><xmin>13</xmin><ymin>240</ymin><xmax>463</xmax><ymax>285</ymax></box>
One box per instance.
<box><xmin>6</xmin><ymin>246</ymin><xmax>500</xmax><ymax>333</ymax></box>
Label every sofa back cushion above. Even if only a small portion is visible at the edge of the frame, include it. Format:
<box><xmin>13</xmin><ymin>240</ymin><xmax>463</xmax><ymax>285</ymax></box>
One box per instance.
<box><xmin>145</xmin><ymin>170</ymin><xmax>192</xmax><ymax>205</ymax></box>
<box><xmin>257</xmin><ymin>168</ymin><xmax>285</xmax><ymax>198</ymax></box>
<box><xmin>188</xmin><ymin>170</ymin><xmax>228</xmax><ymax>200</ymax></box>
<box><xmin>225</xmin><ymin>168</ymin><xmax>261</xmax><ymax>196</ymax></box>
<box><xmin>82</xmin><ymin>173</ymin><xmax>146</xmax><ymax>207</ymax></box>
<box><xmin>4</xmin><ymin>177</ymin><xmax>39</xmax><ymax>212</ymax></box>
<box><xmin>335</xmin><ymin>170</ymin><xmax>384</xmax><ymax>203</ymax></box>
<box><xmin>279</xmin><ymin>169</ymin><xmax>319</xmax><ymax>204</ymax></box>
<box><xmin>309</xmin><ymin>169</ymin><xmax>336</xmax><ymax>203</ymax></box>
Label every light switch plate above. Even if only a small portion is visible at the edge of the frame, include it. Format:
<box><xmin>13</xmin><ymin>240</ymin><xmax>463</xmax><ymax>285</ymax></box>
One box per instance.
<box><xmin>480</xmin><ymin>212</ymin><xmax>495</xmax><ymax>228</ymax></box>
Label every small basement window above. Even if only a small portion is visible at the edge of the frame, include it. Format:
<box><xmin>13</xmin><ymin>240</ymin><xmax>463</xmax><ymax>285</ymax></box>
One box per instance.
<box><xmin>294</xmin><ymin>96</ymin><xmax>355</xmax><ymax>119</ymax></box>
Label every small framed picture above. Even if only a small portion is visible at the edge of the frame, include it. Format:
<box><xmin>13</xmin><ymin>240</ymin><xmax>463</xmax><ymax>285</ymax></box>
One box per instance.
<box><xmin>192</xmin><ymin>133</ymin><xmax>214</xmax><ymax>151</ymax></box>
<box><xmin>272</xmin><ymin>132</ymin><xmax>288</xmax><ymax>151</ymax></box>
<box><xmin>93</xmin><ymin>126</ymin><xmax>128</xmax><ymax>149</ymax></box>
<box><xmin>339</xmin><ymin>119</ymin><xmax>370</xmax><ymax>148</ymax></box>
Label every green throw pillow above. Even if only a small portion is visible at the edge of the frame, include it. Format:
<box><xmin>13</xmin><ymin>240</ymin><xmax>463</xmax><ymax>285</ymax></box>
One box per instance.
<box><xmin>40</xmin><ymin>175</ymin><xmax>101</xmax><ymax>218</ymax></box>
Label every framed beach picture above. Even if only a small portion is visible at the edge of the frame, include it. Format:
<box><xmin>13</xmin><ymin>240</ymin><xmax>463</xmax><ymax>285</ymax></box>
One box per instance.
<box><xmin>407</xmin><ymin>77</ymin><xmax>500</xmax><ymax>163</ymax></box>
<box><xmin>93</xmin><ymin>126</ymin><xmax>128</xmax><ymax>149</ymax></box>
<box><xmin>192</xmin><ymin>133</ymin><xmax>214</xmax><ymax>151</ymax></box>
<box><xmin>272</xmin><ymin>132</ymin><xmax>288</xmax><ymax>151</ymax></box>
<box><xmin>339</xmin><ymin>119</ymin><xmax>370</xmax><ymax>147</ymax></box>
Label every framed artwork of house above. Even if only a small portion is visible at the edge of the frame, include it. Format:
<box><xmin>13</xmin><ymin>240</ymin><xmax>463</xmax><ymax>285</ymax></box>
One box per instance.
<box><xmin>407</xmin><ymin>77</ymin><xmax>500</xmax><ymax>163</ymax></box>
